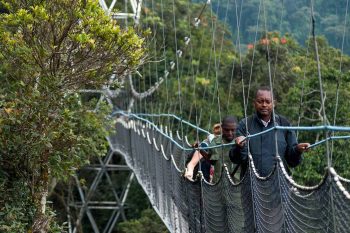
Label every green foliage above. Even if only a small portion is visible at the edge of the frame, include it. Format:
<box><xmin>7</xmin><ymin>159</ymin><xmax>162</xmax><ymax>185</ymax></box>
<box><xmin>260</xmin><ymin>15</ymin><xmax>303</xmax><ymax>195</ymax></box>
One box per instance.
<box><xmin>293</xmin><ymin>147</ymin><xmax>328</xmax><ymax>186</ymax></box>
<box><xmin>123</xmin><ymin>179</ymin><xmax>151</xmax><ymax>219</ymax></box>
<box><xmin>213</xmin><ymin>0</ymin><xmax>350</xmax><ymax>54</ymax></box>
<box><xmin>277</xmin><ymin>37</ymin><xmax>350</xmax><ymax>184</ymax></box>
<box><xmin>0</xmin><ymin>0</ymin><xmax>145</xmax><ymax>231</ymax></box>
<box><xmin>238</xmin><ymin>32</ymin><xmax>302</xmax><ymax>112</ymax></box>
<box><xmin>135</xmin><ymin>0</ymin><xmax>240</xmax><ymax>137</ymax></box>
<box><xmin>118</xmin><ymin>209</ymin><xmax>169</xmax><ymax>233</ymax></box>
<box><xmin>0</xmin><ymin>180</ymin><xmax>35</xmax><ymax>232</ymax></box>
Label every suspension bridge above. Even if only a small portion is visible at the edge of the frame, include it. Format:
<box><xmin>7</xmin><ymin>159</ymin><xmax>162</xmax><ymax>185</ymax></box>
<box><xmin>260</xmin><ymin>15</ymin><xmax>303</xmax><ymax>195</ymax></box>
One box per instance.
<box><xmin>67</xmin><ymin>0</ymin><xmax>350</xmax><ymax>232</ymax></box>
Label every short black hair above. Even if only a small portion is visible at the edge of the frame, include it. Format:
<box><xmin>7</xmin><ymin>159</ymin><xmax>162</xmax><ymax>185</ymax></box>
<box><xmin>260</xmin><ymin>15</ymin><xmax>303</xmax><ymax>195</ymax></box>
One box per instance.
<box><xmin>221</xmin><ymin>116</ymin><xmax>237</xmax><ymax>126</ymax></box>
<box><xmin>255</xmin><ymin>86</ymin><xmax>272</xmax><ymax>99</ymax></box>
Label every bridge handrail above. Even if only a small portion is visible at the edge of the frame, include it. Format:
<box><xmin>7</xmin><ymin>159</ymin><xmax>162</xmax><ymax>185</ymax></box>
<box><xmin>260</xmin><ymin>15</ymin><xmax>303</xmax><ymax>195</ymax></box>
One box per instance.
<box><xmin>113</xmin><ymin>110</ymin><xmax>210</xmax><ymax>134</ymax></box>
<box><xmin>114</xmin><ymin>111</ymin><xmax>350</xmax><ymax>151</ymax></box>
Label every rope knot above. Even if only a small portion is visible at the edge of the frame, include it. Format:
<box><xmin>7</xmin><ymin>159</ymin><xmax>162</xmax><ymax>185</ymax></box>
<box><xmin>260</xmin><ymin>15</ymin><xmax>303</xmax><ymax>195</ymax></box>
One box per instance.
<box><xmin>164</xmin><ymin>70</ymin><xmax>169</xmax><ymax>78</ymax></box>
<box><xmin>184</xmin><ymin>37</ymin><xmax>190</xmax><ymax>45</ymax></box>
<box><xmin>176</xmin><ymin>50</ymin><xmax>183</xmax><ymax>58</ymax></box>
<box><xmin>194</xmin><ymin>18</ymin><xmax>201</xmax><ymax>27</ymax></box>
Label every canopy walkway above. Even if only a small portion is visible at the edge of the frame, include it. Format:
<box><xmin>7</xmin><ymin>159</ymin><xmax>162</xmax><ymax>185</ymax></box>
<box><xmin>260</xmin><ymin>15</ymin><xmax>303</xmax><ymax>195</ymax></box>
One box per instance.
<box><xmin>66</xmin><ymin>0</ymin><xmax>350</xmax><ymax>232</ymax></box>
<box><xmin>105</xmin><ymin>114</ymin><xmax>350</xmax><ymax>233</ymax></box>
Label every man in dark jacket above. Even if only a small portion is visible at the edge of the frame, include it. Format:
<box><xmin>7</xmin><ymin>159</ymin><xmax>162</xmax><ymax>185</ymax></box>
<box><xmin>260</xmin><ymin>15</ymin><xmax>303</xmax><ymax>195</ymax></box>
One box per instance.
<box><xmin>229</xmin><ymin>86</ymin><xmax>310</xmax><ymax>177</ymax></box>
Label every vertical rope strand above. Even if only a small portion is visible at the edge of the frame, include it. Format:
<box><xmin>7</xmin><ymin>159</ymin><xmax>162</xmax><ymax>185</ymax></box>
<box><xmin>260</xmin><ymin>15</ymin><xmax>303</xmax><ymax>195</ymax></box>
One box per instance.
<box><xmin>244</xmin><ymin>0</ymin><xmax>262</xmax><ymax>110</ymax></box>
<box><xmin>310</xmin><ymin>1</ymin><xmax>335</xmax><ymax>231</ymax></box>
<box><xmin>205</xmin><ymin>0</ymin><xmax>224</xmax><ymax>167</ymax></box>
<box><xmin>185</xmin><ymin>0</ymin><xmax>200</xmax><ymax>142</ymax></box>
<box><xmin>331</xmin><ymin>0</ymin><xmax>349</xmax><ymax>159</ymax></box>
<box><xmin>233</xmin><ymin>0</ymin><xmax>257</xmax><ymax>229</ymax></box>
<box><xmin>296</xmin><ymin>15</ymin><xmax>313</xmax><ymax>138</ymax></box>
<box><xmin>310</xmin><ymin>1</ymin><xmax>331</xmax><ymax>165</ymax></box>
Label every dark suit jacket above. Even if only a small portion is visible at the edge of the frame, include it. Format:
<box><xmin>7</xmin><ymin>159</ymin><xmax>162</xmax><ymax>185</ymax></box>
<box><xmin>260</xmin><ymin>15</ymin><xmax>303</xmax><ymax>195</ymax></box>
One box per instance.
<box><xmin>229</xmin><ymin>113</ymin><xmax>302</xmax><ymax>177</ymax></box>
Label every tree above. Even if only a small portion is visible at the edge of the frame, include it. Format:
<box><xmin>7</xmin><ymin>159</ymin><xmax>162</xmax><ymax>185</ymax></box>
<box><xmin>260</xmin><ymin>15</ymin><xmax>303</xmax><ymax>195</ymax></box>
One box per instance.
<box><xmin>212</xmin><ymin>0</ymin><xmax>350</xmax><ymax>54</ymax></box>
<box><xmin>281</xmin><ymin>37</ymin><xmax>350</xmax><ymax>185</ymax></box>
<box><xmin>118</xmin><ymin>209</ymin><xmax>169</xmax><ymax>233</ymax></box>
<box><xmin>0</xmin><ymin>0</ymin><xmax>145</xmax><ymax>232</ymax></box>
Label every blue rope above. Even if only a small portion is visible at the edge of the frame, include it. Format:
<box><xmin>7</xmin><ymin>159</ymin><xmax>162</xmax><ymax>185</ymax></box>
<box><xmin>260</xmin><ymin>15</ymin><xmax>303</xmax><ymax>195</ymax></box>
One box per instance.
<box><xmin>308</xmin><ymin>135</ymin><xmax>350</xmax><ymax>149</ymax></box>
<box><xmin>115</xmin><ymin>111</ymin><xmax>235</xmax><ymax>151</ymax></box>
<box><xmin>113</xmin><ymin>111</ymin><xmax>211</xmax><ymax>134</ymax></box>
<box><xmin>115</xmin><ymin>111</ymin><xmax>350</xmax><ymax>151</ymax></box>
<box><xmin>275</xmin><ymin>125</ymin><xmax>350</xmax><ymax>132</ymax></box>
<box><xmin>117</xmin><ymin>111</ymin><xmax>193</xmax><ymax>151</ymax></box>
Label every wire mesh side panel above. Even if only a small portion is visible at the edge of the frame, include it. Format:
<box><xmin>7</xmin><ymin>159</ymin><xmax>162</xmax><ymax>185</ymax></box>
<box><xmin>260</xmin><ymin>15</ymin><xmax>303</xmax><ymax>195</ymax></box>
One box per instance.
<box><xmin>201</xmin><ymin>168</ymin><xmax>255</xmax><ymax>233</ymax></box>
<box><xmin>172</xmin><ymin>133</ymin><xmax>187</xmax><ymax>171</ymax></box>
<box><xmin>164</xmin><ymin>144</ymin><xmax>177</xmax><ymax>231</ymax></box>
<box><xmin>169</xmin><ymin>173</ymin><xmax>202</xmax><ymax>233</ymax></box>
<box><xmin>112</xmin><ymin>122</ymin><xmax>132</xmax><ymax>165</ymax></box>
<box><xmin>250</xmin><ymin>166</ymin><xmax>284</xmax><ymax>233</ymax></box>
<box><xmin>171</xmin><ymin>142</ymin><xmax>189</xmax><ymax>233</ymax></box>
<box><xmin>222</xmin><ymin>169</ymin><xmax>255</xmax><ymax>233</ymax></box>
<box><xmin>332</xmin><ymin>178</ymin><xmax>350</xmax><ymax>233</ymax></box>
<box><xmin>278</xmin><ymin>165</ymin><xmax>333</xmax><ymax>233</ymax></box>
<box><xmin>112</xmin><ymin>121</ymin><xmax>350</xmax><ymax>233</ymax></box>
<box><xmin>113</xmin><ymin>120</ymin><xmax>191</xmax><ymax>232</ymax></box>
<box><xmin>184</xmin><ymin>179</ymin><xmax>202</xmax><ymax>233</ymax></box>
<box><xmin>202</xmin><ymin>176</ymin><xmax>228</xmax><ymax>233</ymax></box>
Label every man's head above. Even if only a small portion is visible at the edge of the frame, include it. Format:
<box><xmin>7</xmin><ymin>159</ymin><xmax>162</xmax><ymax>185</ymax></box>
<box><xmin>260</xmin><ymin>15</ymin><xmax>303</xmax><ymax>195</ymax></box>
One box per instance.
<box><xmin>212</xmin><ymin>123</ymin><xmax>221</xmax><ymax>136</ymax></box>
<box><xmin>221</xmin><ymin>116</ymin><xmax>237</xmax><ymax>142</ymax></box>
<box><xmin>254</xmin><ymin>86</ymin><xmax>274</xmax><ymax>121</ymax></box>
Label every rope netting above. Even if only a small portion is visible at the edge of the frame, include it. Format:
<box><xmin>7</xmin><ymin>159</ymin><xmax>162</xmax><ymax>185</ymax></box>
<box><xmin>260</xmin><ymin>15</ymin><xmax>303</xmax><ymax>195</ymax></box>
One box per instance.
<box><xmin>109</xmin><ymin>118</ymin><xmax>350</xmax><ymax>233</ymax></box>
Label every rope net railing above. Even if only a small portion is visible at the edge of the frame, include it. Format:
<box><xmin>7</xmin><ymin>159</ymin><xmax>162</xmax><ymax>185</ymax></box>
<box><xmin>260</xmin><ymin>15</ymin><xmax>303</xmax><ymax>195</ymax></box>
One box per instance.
<box><xmin>109</xmin><ymin>117</ymin><xmax>350</xmax><ymax>233</ymax></box>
